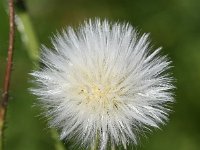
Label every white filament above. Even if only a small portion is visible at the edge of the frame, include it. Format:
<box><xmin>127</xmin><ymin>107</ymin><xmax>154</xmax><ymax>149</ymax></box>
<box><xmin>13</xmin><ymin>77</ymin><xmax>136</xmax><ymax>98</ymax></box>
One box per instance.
<box><xmin>30</xmin><ymin>19</ymin><xmax>174</xmax><ymax>150</ymax></box>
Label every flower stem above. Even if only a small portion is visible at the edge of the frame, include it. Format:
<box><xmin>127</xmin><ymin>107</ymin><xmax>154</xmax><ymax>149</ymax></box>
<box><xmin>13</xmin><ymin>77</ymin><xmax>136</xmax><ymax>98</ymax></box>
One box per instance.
<box><xmin>91</xmin><ymin>132</ymin><xmax>99</xmax><ymax>150</ymax></box>
<box><xmin>0</xmin><ymin>0</ymin><xmax>15</xmax><ymax>149</ymax></box>
<box><xmin>51</xmin><ymin>129</ymin><xmax>65</xmax><ymax>150</ymax></box>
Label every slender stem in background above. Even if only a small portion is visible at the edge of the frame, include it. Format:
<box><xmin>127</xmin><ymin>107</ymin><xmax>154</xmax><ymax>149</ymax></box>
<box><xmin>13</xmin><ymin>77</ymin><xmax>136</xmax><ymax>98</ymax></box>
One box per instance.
<box><xmin>15</xmin><ymin>0</ymin><xmax>39</xmax><ymax>62</ymax></box>
<box><xmin>0</xmin><ymin>0</ymin><xmax>15</xmax><ymax>149</ymax></box>
<box><xmin>14</xmin><ymin>0</ymin><xmax>65</xmax><ymax>149</ymax></box>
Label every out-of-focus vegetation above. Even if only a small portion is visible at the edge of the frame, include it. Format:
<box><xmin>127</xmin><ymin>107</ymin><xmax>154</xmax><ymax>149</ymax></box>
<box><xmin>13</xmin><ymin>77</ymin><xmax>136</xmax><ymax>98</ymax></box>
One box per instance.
<box><xmin>0</xmin><ymin>0</ymin><xmax>200</xmax><ymax>150</ymax></box>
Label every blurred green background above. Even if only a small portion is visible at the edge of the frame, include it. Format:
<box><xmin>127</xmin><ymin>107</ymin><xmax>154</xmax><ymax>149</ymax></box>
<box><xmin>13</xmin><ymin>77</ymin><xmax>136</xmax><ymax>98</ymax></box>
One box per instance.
<box><xmin>0</xmin><ymin>0</ymin><xmax>200</xmax><ymax>150</ymax></box>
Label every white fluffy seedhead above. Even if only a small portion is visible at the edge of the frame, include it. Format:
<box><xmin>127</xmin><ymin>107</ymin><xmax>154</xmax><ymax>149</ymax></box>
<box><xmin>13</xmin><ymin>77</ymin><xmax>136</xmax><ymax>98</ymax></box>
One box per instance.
<box><xmin>30</xmin><ymin>19</ymin><xmax>174</xmax><ymax>150</ymax></box>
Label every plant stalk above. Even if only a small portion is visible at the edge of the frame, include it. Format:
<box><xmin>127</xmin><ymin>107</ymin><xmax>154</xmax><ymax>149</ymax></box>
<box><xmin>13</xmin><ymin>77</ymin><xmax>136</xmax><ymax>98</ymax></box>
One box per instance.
<box><xmin>14</xmin><ymin>0</ymin><xmax>65</xmax><ymax>149</ymax></box>
<box><xmin>0</xmin><ymin>0</ymin><xmax>15</xmax><ymax>149</ymax></box>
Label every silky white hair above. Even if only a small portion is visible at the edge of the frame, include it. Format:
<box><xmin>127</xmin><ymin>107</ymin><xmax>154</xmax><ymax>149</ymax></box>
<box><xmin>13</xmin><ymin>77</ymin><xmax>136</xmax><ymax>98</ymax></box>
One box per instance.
<box><xmin>30</xmin><ymin>19</ymin><xmax>174</xmax><ymax>150</ymax></box>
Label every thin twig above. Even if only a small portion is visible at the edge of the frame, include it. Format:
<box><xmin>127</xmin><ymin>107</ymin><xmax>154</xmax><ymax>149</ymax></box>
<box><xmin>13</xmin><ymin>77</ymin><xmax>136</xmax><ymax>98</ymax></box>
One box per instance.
<box><xmin>0</xmin><ymin>0</ymin><xmax>15</xmax><ymax>148</ymax></box>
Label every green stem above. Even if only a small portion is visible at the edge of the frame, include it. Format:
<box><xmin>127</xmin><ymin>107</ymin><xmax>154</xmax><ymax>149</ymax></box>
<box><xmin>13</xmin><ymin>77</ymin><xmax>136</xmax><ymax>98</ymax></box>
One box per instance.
<box><xmin>15</xmin><ymin>1</ymin><xmax>66</xmax><ymax>149</ymax></box>
<box><xmin>15</xmin><ymin>11</ymin><xmax>39</xmax><ymax>61</ymax></box>
<box><xmin>51</xmin><ymin>129</ymin><xmax>65</xmax><ymax>150</ymax></box>
<box><xmin>91</xmin><ymin>132</ymin><xmax>99</xmax><ymax>150</ymax></box>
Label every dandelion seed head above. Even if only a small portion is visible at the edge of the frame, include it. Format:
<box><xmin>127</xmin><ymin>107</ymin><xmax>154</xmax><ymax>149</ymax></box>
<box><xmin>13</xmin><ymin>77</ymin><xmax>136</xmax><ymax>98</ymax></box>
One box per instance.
<box><xmin>30</xmin><ymin>19</ymin><xmax>174</xmax><ymax>150</ymax></box>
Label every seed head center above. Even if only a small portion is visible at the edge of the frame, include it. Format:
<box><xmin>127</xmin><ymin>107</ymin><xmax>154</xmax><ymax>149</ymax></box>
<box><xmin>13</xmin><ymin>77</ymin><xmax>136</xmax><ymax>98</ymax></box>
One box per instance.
<box><xmin>80</xmin><ymin>84</ymin><xmax>111</xmax><ymax>101</ymax></box>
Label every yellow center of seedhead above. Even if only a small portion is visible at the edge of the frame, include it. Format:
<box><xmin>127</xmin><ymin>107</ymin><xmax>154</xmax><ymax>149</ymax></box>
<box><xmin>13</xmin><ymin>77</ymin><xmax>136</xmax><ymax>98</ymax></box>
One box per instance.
<box><xmin>71</xmin><ymin>66</ymin><xmax>124</xmax><ymax>109</ymax></box>
<box><xmin>80</xmin><ymin>84</ymin><xmax>111</xmax><ymax>102</ymax></box>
